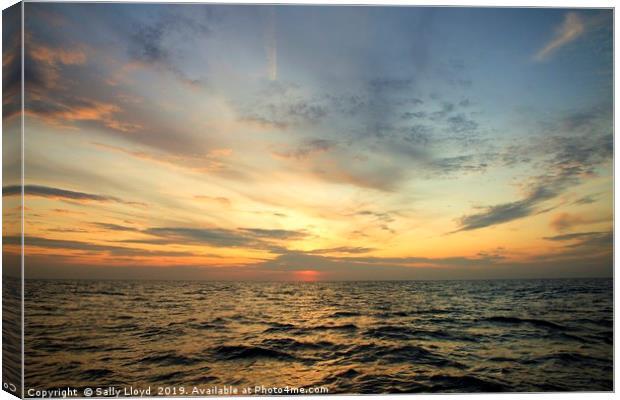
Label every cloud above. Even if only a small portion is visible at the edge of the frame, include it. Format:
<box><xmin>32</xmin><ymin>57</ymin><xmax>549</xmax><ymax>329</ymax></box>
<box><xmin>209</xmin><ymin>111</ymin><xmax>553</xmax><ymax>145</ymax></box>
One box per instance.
<box><xmin>194</xmin><ymin>195</ymin><xmax>232</xmax><ymax>207</ymax></box>
<box><xmin>549</xmin><ymin>213</ymin><xmax>583</xmax><ymax>232</ymax></box>
<box><xmin>22</xmin><ymin>249</ymin><xmax>612</xmax><ymax>280</ymax></box>
<box><xmin>243</xmin><ymin>241</ymin><xmax>609</xmax><ymax>280</ymax></box>
<box><xmin>241</xmin><ymin>100</ymin><xmax>328</xmax><ymax>129</ymax></box>
<box><xmin>92</xmin><ymin>142</ymin><xmax>230</xmax><ymax>175</ymax></box>
<box><xmin>341</xmin><ymin>254</ymin><xmax>502</xmax><ymax>268</ymax></box>
<box><xmin>26</xmin><ymin>95</ymin><xmax>143</xmax><ymax>133</ymax></box>
<box><xmin>430</xmin><ymin>101</ymin><xmax>455</xmax><ymax>120</ymax></box>
<box><xmin>454</xmin><ymin>174</ymin><xmax>572</xmax><ymax>233</ymax></box>
<box><xmin>534</xmin><ymin>12</ymin><xmax>585</xmax><ymax>62</ymax></box>
<box><xmin>356</xmin><ymin>210</ymin><xmax>390</xmax><ymax>218</ymax></box>
<box><xmin>272</xmin><ymin>138</ymin><xmax>336</xmax><ymax>160</ymax></box>
<box><xmin>313</xmin><ymin>162</ymin><xmax>407</xmax><ymax>192</ymax></box>
<box><xmin>369</xmin><ymin>78</ymin><xmax>413</xmax><ymax>92</ymax></box>
<box><xmin>293</xmin><ymin>110</ymin><xmax>486</xmax><ymax>189</ymax></box>
<box><xmin>446</xmin><ymin>114</ymin><xmax>478</xmax><ymax>133</ymax></box>
<box><xmin>431</xmin><ymin>155</ymin><xmax>489</xmax><ymax>176</ymax></box>
<box><xmin>30</xmin><ymin>43</ymin><xmax>86</xmax><ymax>66</ymax></box>
<box><xmin>144</xmin><ymin>227</ymin><xmax>255</xmax><ymax>248</ymax></box>
<box><xmin>573</xmin><ymin>194</ymin><xmax>599</xmax><ymax>205</ymax></box>
<box><xmin>325</xmin><ymin>93</ymin><xmax>368</xmax><ymax>117</ymax></box>
<box><xmin>401</xmin><ymin>112</ymin><xmax>427</xmax><ymax>121</ymax></box>
<box><xmin>236</xmin><ymin>83</ymin><xmax>330</xmax><ymax>129</ymax></box>
<box><xmin>354</xmin><ymin>210</ymin><xmax>396</xmax><ymax>232</ymax></box>
<box><xmin>238</xmin><ymin>228</ymin><xmax>307</xmax><ymax>240</ymax></box>
<box><xmin>308</xmin><ymin>246</ymin><xmax>374</xmax><ymax>255</ymax></box>
<box><xmin>20</xmin><ymin>238</ymin><xmax>612</xmax><ymax>280</ymax></box>
<box><xmin>549</xmin><ymin>212</ymin><xmax>608</xmax><ymax>232</ymax></box>
<box><xmin>12</xmin><ymin>225</ymin><xmax>307</xmax><ymax>261</ymax></box>
<box><xmin>456</xmin><ymin>192</ymin><xmax>549</xmax><ymax>233</ymax></box>
<box><xmin>22</xmin><ymin>48</ymin><xmax>203</xmax><ymax>153</ymax></box>
<box><xmin>93</xmin><ymin>223</ymin><xmax>139</xmax><ymax>232</ymax></box>
<box><xmin>19</xmin><ymin>11</ymin><xmax>217</xmax><ymax>158</ymax></box>
<box><xmin>238</xmin><ymin>115</ymin><xmax>289</xmax><ymax>130</ymax></box>
<box><xmin>2</xmin><ymin>5</ymin><xmax>21</xmax><ymax>121</ymax></box>
<box><xmin>249</xmin><ymin>249</ymin><xmax>508</xmax><ymax>277</ymax></box>
<box><xmin>558</xmin><ymin>107</ymin><xmax>607</xmax><ymax>133</ymax></box>
<box><xmin>127</xmin><ymin>6</ymin><xmax>211</xmax><ymax>85</ymax></box>
<box><xmin>141</xmin><ymin>226</ymin><xmax>306</xmax><ymax>251</ymax></box>
<box><xmin>455</xmin><ymin>127</ymin><xmax>612</xmax><ymax>232</ymax></box>
<box><xmin>543</xmin><ymin>230</ymin><xmax>612</xmax><ymax>249</ymax></box>
<box><xmin>6</xmin><ymin>235</ymin><xmax>194</xmax><ymax>257</ymax></box>
<box><xmin>130</xmin><ymin>24</ymin><xmax>168</xmax><ymax>64</ymax></box>
<box><xmin>403</xmin><ymin>125</ymin><xmax>432</xmax><ymax>144</ymax></box>
<box><xmin>3</xmin><ymin>185</ymin><xmax>145</xmax><ymax>206</ymax></box>
<box><xmin>232</xmin><ymin>79</ymin><xmax>489</xmax><ymax>192</ymax></box>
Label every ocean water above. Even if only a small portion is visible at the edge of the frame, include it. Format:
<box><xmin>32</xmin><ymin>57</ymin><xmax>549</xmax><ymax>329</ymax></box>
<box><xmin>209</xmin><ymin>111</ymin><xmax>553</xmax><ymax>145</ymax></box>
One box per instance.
<box><xmin>2</xmin><ymin>276</ymin><xmax>22</xmax><ymax>397</ymax></box>
<box><xmin>24</xmin><ymin>279</ymin><xmax>612</xmax><ymax>394</ymax></box>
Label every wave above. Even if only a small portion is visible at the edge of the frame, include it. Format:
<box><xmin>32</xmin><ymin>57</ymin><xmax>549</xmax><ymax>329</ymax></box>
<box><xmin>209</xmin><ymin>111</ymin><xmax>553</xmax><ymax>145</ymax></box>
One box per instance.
<box><xmin>364</xmin><ymin>325</ymin><xmax>477</xmax><ymax>342</ymax></box>
<box><xmin>79</xmin><ymin>368</ymin><xmax>114</xmax><ymax>380</ymax></box>
<box><xmin>338</xmin><ymin>373</ymin><xmax>432</xmax><ymax>393</ymax></box>
<box><xmin>93</xmin><ymin>291</ymin><xmax>126</xmax><ymax>296</ymax></box>
<box><xmin>188</xmin><ymin>321</ymin><xmax>223</xmax><ymax>330</ymax></box>
<box><xmin>336</xmin><ymin>343</ymin><xmax>465</xmax><ymax>368</ymax></box>
<box><xmin>330</xmin><ymin>311</ymin><xmax>361</xmax><ymax>318</ymax></box>
<box><xmin>263</xmin><ymin>322</ymin><xmax>358</xmax><ymax>335</ymax></box>
<box><xmin>137</xmin><ymin>352</ymin><xmax>202</xmax><ymax>366</ymax></box>
<box><xmin>263</xmin><ymin>322</ymin><xmax>298</xmax><ymax>333</ymax></box>
<box><xmin>573</xmin><ymin>318</ymin><xmax>613</xmax><ymax>328</ymax></box>
<box><xmin>134</xmin><ymin>326</ymin><xmax>185</xmax><ymax>340</ymax></box>
<box><xmin>259</xmin><ymin>337</ymin><xmax>339</xmax><ymax>351</ymax></box>
<box><xmin>428</xmin><ymin>374</ymin><xmax>509</xmax><ymax>392</ymax></box>
<box><xmin>480</xmin><ymin>316</ymin><xmax>566</xmax><ymax>330</ymax></box>
<box><xmin>212</xmin><ymin>345</ymin><xmax>299</xmax><ymax>361</ymax></box>
<box><xmin>310</xmin><ymin>323</ymin><xmax>359</xmax><ymax>331</ymax></box>
<box><xmin>374</xmin><ymin>309</ymin><xmax>454</xmax><ymax>318</ymax></box>
<box><xmin>149</xmin><ymin>371</ymin><xmax>187</xmax><ymax>383</ymax></box>
<box><xmin>524</xmin><ymin>352</ymin><xmax>612</xmax><ymax>368</ymax></box>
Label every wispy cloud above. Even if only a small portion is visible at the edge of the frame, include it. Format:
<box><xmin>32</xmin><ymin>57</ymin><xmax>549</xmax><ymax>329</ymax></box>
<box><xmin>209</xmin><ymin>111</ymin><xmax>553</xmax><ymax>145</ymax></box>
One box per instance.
<box><xmin>92</xmin><ymin>222</ymin><xmax>140</xmax><ymax>232</ymax></box>
<box><xmin>140</xmin><ymin>226</ymin><xmax>307</xmax><ymax>252</ymax></box>
<box><xmin>6</xmin><ymin>235</ymin><xmax>194</xmax><ymax>257</ymax></box>
<box><xmin>272</xmin><ymin>138</ymin><xmax>336</xmax><ymax>160</ymax></box>
<box><xmin>3</xmin><ymin>185</ymin><xmax>145</xmax><ymax>206</ymax></box>
<box><xmin>238</xmin><ymin>228</ymin><xmax>307</xmax><ymax>240</ymax></box>
<box><xmin>92</xmin><ymin>142</ymin><xmax>230</xmax><ymax>174</ymax></box>
<box><xmin>194</xmin><ymin>195</ymin><xmax>232</xmax><ymax>207</ymax></box>
<box><xmin>549</xmin><ymin>212</ymin><xmax>608</xmax><ymax>232</ymax></box>
<box><xmin>543</xmin><ymin>230</ymin><xmax>612</xmax><ymax>249</ymax></box>
<box><xmin>454</xmin><ymin>129</ymin><xmax>611</xmax><ymax>232</ymax></box>
<box><xmin>127</xmin><ymin>6</ymin><xmax>211</xmax><ymax>86</ymax></box>
<box><xmin>534</xmin><ymin>12</ymin><xmax>585</xmax><ymax>62</ymax></box>
<box><xmin>308</xmin><ymin>246</ymin><xmax>374</xmax><ymax>255</ymax></box>
<box><xmin>455</xmin><ymin>191</ymin><xmax>551</xmax><ymax>233</ymax></box>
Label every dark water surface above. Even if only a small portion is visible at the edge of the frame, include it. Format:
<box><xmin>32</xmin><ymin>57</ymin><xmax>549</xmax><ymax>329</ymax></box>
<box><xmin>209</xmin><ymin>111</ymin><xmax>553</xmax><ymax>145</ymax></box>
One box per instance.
<box><xmin>3</xmin><ymin>276</ymin><xmax>22</xmax><ymax>397</ymax></box>
<box><xmin>24</xmin><ymin>279</ymin><xmax>612</xmax><ymax>394</ymax></box>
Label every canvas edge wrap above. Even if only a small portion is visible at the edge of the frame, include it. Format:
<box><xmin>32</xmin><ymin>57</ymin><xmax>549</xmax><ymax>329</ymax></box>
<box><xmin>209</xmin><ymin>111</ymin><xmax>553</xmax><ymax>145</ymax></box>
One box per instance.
<box><xmin>3</xmin><ymin>1</ymin><xmax>24</xmax><ymax>398</ymax></box>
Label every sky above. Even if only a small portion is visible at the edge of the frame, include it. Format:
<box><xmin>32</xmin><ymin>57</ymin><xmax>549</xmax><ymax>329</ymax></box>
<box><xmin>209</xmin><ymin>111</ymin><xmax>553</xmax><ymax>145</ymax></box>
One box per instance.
<box><xmin>2</xmin><ymin>4</ymin><xmax>613</xmax><ymax>280</ymax></box>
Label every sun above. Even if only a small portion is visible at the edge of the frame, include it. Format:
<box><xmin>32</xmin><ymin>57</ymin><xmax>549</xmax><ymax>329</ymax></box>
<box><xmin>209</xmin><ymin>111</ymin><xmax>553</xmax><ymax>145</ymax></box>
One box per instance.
<box><xmin>294</xmin><ymin>270</ymin><xmax>321</xmax><ymax>281</ymax></box>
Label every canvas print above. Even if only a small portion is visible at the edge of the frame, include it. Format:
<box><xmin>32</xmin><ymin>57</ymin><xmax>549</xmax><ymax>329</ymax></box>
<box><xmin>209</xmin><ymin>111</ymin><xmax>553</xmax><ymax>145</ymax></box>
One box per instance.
<box><xmin>2</xmin><ymin>2</ymin><xmax>614</xmax><ymax>397</ymax></box>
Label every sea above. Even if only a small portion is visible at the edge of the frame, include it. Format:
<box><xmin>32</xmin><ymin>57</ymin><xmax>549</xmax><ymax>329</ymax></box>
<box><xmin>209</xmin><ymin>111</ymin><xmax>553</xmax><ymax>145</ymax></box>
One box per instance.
<box><xmin>21</xmin><ymin>278</ymin><xmax>613</xmax><ymax>394</ymax></box>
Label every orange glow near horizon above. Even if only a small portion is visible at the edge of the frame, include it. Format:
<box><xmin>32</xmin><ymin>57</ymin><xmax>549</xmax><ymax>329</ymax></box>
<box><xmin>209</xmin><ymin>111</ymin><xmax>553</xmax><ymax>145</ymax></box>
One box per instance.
<box><xmin>294</xmin><ymin>270</ymin><xmax>321</xmax><ymax>281</ymax></box>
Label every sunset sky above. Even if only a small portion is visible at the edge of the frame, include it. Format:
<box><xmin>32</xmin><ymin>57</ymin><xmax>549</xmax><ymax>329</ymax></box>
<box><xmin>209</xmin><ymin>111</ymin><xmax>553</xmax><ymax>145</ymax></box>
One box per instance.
<box><xmin>3</xmin><ymin>4</ymin><xmax>613</xmax><ymax>280</ymax></box>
